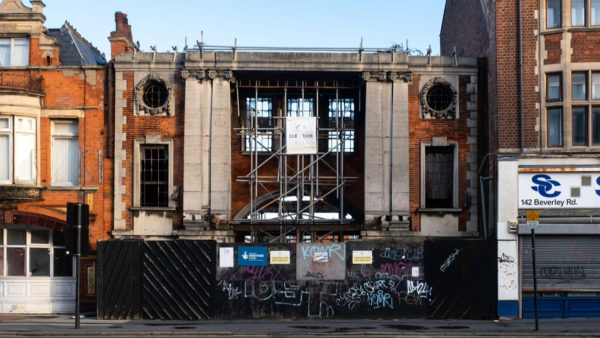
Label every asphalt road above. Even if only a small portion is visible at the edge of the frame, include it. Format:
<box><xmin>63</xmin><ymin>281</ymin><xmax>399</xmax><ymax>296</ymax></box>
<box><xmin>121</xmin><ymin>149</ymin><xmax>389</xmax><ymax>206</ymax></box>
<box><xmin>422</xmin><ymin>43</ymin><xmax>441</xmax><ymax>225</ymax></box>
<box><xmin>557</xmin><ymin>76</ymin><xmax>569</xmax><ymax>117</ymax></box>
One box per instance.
<box><xmin>0</xmin><ymin>315</ymin><xmax>599</xmax><ymax>337</ymax></box>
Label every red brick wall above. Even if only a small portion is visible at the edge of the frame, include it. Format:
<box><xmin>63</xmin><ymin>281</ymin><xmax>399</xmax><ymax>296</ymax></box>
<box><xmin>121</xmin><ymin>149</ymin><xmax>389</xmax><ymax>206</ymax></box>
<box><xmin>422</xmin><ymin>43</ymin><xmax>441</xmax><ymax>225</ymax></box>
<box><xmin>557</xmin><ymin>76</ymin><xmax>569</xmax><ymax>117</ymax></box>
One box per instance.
<box><xmin>571</xmin><ymin>31</ymin><xmax>600</xmax><ymax>62</ymax></box>
<box><xmin>496</xmin><ymin>0</ymin><xmax>539</xmax><ymax>150</ymax></box>
<box><xmin>544</xmin><ymin>33</ymin><xmax>562</xmax><ymax>64</ymax></box>
<box><xmin>408</xmin><ymin>75</ymin><xmax>472</xmax><ymax>232</ymax></box>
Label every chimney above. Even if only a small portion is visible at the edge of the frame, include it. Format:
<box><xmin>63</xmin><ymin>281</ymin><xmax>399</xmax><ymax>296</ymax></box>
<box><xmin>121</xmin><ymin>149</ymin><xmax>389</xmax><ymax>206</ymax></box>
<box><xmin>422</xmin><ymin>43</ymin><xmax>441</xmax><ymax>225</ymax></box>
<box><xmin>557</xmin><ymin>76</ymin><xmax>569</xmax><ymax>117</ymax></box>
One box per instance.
<box><xmin>109</xmin><ymin>11</ymin><xmax>135</xmax><ymax>60</ymax></box>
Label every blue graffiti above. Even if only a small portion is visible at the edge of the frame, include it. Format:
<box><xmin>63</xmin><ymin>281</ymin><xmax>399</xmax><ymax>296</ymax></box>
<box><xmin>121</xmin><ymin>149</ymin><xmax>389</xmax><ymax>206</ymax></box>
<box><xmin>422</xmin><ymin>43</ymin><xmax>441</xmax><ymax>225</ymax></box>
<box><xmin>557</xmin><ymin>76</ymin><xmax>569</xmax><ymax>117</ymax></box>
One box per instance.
<box><xmin>596</xmin><ymin>177</ymin><xmax>600</xmax><ymax>197</ymax></box>
<box><xmin>531</xmin><ymin>174</ymin><xmax>561</xmax><ymax>198</ymax></box>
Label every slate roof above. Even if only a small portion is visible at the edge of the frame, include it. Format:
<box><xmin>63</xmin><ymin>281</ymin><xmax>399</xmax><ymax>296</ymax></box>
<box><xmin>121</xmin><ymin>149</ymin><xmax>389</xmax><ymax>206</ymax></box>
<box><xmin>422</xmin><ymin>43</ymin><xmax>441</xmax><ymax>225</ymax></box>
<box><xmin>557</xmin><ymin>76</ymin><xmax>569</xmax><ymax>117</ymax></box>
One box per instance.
<box><xmin>47</xmin><ymin>22</ymin><xmax>106</xmax><ymax>66</ymax></box>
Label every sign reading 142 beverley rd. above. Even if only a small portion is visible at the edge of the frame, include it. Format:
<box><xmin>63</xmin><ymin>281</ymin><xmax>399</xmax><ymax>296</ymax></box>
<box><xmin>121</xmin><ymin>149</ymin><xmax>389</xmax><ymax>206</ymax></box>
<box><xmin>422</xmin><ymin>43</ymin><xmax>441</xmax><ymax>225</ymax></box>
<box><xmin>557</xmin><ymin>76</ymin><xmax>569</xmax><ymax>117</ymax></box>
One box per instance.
<box><xmin>518</xmin><ymin>172</ymin><xmax>600</xmax><ymax>209</ymax></box>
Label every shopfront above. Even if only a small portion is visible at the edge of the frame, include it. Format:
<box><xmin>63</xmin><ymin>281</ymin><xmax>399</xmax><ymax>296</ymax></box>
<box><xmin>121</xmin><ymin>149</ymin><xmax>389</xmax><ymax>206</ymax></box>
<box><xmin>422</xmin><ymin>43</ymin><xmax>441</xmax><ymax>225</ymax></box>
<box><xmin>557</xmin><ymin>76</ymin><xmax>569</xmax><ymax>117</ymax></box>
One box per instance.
<box><xmin>0</xmin><ymin>225</ymin><xmax>75</xmax><ymax>313</ymax></box>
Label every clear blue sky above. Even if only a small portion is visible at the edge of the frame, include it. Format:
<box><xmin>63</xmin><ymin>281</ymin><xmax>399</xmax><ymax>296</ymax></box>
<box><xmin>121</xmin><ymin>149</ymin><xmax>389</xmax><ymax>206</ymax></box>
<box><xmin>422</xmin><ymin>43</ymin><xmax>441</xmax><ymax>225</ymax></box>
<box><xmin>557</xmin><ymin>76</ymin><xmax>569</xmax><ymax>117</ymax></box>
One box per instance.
<box><xmin>43</xmin><ymin>0</ymin><xmax>447</xmax><ymax>59</ymax></box>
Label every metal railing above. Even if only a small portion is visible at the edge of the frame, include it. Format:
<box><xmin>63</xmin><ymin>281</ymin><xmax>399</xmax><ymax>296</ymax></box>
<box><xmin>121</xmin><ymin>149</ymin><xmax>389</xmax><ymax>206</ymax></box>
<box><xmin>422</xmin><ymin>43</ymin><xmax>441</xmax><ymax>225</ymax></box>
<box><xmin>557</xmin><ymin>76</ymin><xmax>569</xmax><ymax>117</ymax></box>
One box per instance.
<box><xmin>0</xmin><ymin>72</ymin><xmax>44</xmax><ymax>93</ymax></box>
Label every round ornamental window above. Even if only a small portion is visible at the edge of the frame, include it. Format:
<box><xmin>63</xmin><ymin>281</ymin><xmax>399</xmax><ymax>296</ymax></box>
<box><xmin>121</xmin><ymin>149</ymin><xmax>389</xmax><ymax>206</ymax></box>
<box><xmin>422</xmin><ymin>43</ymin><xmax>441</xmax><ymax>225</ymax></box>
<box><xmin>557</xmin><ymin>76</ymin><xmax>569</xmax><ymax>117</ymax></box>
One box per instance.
<box><xmin>143</xmin><ymin>80</ymin><xmax>168</xmax><ymax>108</ymax></box>
<box><xmin>420</xmin><ymin>77</ymin><xmax>457</xmax><ymax>119</ymax></box>
<box><xmin>426</xmin><ymin>83</ymin><xmax>454</xmax><ymax>111</ymax></box>
<box><xmin>135</xmin><ymin>74</ymin><xmax>173</xmax><ymax>116</ymax></box>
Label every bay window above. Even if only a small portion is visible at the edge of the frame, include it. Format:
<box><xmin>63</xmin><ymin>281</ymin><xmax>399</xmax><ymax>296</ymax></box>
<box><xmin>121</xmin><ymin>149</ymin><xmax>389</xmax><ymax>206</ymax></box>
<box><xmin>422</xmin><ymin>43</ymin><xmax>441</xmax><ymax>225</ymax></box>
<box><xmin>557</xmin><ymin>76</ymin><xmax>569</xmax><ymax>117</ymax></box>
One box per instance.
<box><xmin>0</xmin><ymin>38</ymin><xmax>29</xmax><ymax>67</ymax></box>
<box><xmin>0</xmin><ymin>115</ymin><xmax>36</xmax><ymax>185</ymax></box>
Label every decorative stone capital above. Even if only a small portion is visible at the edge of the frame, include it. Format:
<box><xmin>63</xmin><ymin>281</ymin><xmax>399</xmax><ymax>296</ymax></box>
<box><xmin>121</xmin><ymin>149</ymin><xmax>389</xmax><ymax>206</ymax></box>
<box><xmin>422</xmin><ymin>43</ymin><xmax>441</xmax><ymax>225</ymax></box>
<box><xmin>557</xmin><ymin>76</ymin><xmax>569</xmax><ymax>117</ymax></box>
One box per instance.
<box><xmin>207</xmin><ymin>69</ymin><xmax>234</xmax><ymax>81</ymax></box>
<box><xmin>362</xmin><ymin>71</ymin><xmax>387</xmax><ymax>82</ymax></box>
<box><xmin>181</xmin><ymin>69</ymin><xmax>205</xmax><ymax>81</ymax></box>
<box><xmin>389</xmin><ymin>71</ymin><xmax>413</xmax><ymax>83</ymax></box>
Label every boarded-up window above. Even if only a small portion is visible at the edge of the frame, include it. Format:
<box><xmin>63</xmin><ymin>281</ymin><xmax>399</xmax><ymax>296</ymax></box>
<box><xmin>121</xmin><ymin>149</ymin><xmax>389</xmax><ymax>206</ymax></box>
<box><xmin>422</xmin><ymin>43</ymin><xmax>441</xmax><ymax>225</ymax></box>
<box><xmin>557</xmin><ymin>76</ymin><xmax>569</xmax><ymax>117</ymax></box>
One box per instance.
<box><xmin>425</xmin><ymin>146</ymin><xmax>454</xmax><ymax>208</ymax></box>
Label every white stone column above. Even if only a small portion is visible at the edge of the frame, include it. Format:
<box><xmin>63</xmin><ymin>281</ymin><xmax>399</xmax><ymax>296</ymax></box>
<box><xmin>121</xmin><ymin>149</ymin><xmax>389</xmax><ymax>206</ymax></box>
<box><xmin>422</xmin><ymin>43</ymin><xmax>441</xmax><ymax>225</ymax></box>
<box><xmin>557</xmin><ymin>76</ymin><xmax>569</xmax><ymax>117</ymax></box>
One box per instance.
<box><xmin>182</xmin><ymin>70</ymin><xmax>208</xmax><ymax>223</ymax></box>
<box><xmin>363</xmin><ymin>72</ymin><xmax>411</xmax><ymax>225</ymax></box>
<box><xmin>208</xmin><ymin>71</ymin><xmax>232</xmax><ymax>220</ymax></box>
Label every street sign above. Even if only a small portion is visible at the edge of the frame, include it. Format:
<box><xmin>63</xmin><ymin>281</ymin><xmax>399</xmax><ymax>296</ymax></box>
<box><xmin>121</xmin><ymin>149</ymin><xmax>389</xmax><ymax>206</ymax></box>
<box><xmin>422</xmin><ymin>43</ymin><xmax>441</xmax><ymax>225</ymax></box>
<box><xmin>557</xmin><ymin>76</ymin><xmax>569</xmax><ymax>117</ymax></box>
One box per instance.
<box><xmin>526</xmin><ymin>210</ymin><xmax>540</xmax><ymax>230</ymax></box>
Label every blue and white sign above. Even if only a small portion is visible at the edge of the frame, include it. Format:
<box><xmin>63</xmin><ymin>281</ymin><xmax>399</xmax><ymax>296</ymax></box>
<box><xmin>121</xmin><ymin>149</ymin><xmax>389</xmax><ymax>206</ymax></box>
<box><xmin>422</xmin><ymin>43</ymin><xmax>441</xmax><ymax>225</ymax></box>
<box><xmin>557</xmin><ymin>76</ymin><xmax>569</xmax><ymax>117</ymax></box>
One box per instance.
<box><xmin>238</xmin><ymin>246</ymin><xmax>268</xmax><ymax>266</ymax></box>
<box><xmin>519</xmin><ymin>172</ymin><xmax>600</xmax><ymax>209</ymax></box>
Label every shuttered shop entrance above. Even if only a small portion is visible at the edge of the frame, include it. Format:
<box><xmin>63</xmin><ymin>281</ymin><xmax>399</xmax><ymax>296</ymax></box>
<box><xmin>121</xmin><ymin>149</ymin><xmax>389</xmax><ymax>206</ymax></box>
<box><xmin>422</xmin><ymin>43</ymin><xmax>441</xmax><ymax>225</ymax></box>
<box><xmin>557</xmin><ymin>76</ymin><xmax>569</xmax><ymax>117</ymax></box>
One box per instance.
<box><xmin>521</xmin><ymin>235</ymin><xmax>600</xmax><ymax>318</ymax></box>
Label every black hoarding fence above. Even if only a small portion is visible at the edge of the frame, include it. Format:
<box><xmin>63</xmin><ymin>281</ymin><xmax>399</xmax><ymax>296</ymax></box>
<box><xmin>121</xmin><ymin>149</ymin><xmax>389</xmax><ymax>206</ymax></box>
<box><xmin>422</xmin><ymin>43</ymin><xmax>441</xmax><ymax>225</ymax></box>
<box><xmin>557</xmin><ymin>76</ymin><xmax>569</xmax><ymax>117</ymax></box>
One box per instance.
<box><xmin>98</xmin><ymin>238</ymin><xmax>494</xmax><ymax>320</ymax></box>
<box><xmin>97</xmin><ymin>240</ymin><xmax>215</xmax><ymax>320</ymax></box>
<box><xmin>424</xmin><ymin>239</ymin><xmax>496</xmax><ymax>319</ymax></box>
<box><xmin>97</xmin><ymin>239</ymin><xmax>143</xmax><ymax>319</ymax></box>
<box><xmin>142</xmin><ymin>241</ymin><xmax>215</xmax><ymax>320</ymax></box>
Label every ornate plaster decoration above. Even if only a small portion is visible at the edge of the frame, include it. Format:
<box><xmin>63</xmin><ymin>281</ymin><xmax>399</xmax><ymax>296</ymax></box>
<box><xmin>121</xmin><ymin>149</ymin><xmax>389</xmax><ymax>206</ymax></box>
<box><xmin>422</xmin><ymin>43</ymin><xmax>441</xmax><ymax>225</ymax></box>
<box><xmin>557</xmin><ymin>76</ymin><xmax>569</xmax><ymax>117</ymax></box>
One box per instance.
<box><xmin>135</xmin><ymin>74</ymin><xmax>173</xmax><ymax>116</ymax></box>
<box><xmin>419</xmin><ymin>77</ymin><xmax>457</xmax><ymax>119</ymax></box>
<box><xmin>181</xmin><ymin>69</ymin><xmax>234</xmax><ymax>82</ymax></box>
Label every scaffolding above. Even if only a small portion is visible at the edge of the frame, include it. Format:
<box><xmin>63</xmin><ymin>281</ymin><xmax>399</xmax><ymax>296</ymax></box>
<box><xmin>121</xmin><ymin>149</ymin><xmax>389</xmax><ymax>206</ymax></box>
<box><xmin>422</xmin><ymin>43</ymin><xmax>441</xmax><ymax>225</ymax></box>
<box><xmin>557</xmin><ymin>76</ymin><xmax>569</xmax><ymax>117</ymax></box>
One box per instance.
<box><xmin>234</xmin><ymin>79</ymin><xmax>360</xmax><ymax>243</ymax></box>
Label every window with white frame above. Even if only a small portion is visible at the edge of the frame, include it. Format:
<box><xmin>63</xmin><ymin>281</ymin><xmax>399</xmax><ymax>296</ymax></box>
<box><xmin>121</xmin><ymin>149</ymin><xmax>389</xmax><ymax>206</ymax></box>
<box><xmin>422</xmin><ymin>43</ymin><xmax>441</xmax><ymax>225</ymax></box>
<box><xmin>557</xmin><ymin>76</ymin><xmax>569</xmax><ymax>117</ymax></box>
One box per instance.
<box><xmin>0</xmin><ymin>115</ymin><xmax>36</xmax><ymax>184</ymax></box>
<box><xmin>421</xmin><ymin>141</ymin><xmax>458</xmax><ymax>209</ymax></box>
<box><xmin>51</xmin><ymin>120</ymin><xmax>79</xmax><ymax>186</ymax></box>
<box><xmin>245</xmin><ymin>97</ymin><xmax>273</xmax><ymax>152</ymax></box>
<box><xmin>547</xmin><ymin>0</ymin><xmax>562</xmax><ymax>28</ymax></box>
<box><xmin>0</xmin><ymin>38</ymin><xmax>29</xmax><ymax>67</ymax></box>
<box><xmin>0</xmin><ymin>226</ymin><xmax>72</xmax><ymax>278</ymax></box>
<box><xmin>328</xmin><ymin>98</ymin><xmax>355</xmax><ymax>152</ymax></box>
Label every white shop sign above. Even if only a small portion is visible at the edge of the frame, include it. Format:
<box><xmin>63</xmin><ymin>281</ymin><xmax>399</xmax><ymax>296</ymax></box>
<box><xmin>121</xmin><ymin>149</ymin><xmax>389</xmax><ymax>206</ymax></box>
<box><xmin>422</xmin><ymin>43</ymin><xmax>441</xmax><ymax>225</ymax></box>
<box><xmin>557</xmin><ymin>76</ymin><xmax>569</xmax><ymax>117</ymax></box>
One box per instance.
<box><xmin>518</xmin><ymin>172</ymin><xmax>600</xmax><ymax>209</ymax></box>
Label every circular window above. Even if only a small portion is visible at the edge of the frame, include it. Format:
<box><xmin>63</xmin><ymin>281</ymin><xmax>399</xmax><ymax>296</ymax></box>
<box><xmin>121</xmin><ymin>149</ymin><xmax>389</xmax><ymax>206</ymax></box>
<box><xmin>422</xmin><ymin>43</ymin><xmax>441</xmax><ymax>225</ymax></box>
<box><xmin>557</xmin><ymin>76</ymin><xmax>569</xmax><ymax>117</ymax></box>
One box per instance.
<box><xmin>426</xmin><ymin>83</ymin><xmax>454</xmax><ymax>111</ymax></box>
<box><xmin>142</xmin><ymin>80</ymin><xmax>168</xmax><ymax>108</ymax></box>
<box><xmin>420</xmin><ymin>77</ymin><xmax>457</xmax><ymax>119</ymax></box>
<box><xmin>135</xmin><ymin>75</ymin><xmax>172</xmax><ymax>116</ymax></box>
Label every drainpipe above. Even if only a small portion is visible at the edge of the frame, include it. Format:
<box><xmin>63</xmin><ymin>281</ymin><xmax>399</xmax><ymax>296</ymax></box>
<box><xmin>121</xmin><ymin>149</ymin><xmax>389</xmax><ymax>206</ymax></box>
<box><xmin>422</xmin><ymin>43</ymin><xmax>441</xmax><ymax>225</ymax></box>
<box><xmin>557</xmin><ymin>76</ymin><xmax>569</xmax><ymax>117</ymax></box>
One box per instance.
<box><xmin>388</xmin><ymin>80</ymin><xmax>394</xmax><ymax>221</ymax></box>
<box><xmin>519</xmin><ymin>0</ymin><xmax>525</xmax><ymax>152</ymax></box>
<box><xmin>207</xmin><ymin>78</ymin><xmax>214</xmax><ymax>227</ymax></box>
<box><xmin>538</xmin><ymin>0</ymin><xmax>543</xmax><ymax>148</ymax></box>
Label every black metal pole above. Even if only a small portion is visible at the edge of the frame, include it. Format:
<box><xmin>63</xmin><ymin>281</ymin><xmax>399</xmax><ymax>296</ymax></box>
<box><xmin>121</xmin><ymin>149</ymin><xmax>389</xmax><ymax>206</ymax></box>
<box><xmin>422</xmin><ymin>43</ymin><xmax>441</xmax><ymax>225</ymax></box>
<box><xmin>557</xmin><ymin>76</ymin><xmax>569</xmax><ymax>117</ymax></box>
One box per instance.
<box><xmin>75</xmin><ymin>206</ymin><xmax>82</xmax><ymax>329</ymax></box>
<box><xmin>531</xmin><ymin>228</ymin><xmax>539</xmax><ymax>331</ymax></box>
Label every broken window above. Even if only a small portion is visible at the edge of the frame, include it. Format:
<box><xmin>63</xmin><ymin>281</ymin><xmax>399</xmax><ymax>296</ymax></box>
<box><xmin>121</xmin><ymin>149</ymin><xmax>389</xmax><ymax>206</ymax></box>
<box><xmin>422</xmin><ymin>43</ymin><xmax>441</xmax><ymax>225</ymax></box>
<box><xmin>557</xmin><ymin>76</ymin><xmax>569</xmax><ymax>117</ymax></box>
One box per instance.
<box><xmin>245</xmin><ymin>97</ymin><xmax>273</xmax><ymax>152</ymax></box>
<box><xmin>328</xmin><ymin>98</ymin><xmax>355</xmax><ymax>152</ymax></box>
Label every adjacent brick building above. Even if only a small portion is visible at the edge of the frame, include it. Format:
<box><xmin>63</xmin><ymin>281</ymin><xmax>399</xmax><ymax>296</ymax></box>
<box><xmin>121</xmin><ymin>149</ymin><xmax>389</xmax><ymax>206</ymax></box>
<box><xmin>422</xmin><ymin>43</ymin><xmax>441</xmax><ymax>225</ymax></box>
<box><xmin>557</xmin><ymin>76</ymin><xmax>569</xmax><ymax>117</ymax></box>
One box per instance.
<box><xmin>0</xmin><ymin>0</ymin><xmax>109</xmax><ymax>313</ymax></box>
<box><xmin>442</xmin><ymin>0</ymin><xmax>600</xmax><ymax>319</ymax></box>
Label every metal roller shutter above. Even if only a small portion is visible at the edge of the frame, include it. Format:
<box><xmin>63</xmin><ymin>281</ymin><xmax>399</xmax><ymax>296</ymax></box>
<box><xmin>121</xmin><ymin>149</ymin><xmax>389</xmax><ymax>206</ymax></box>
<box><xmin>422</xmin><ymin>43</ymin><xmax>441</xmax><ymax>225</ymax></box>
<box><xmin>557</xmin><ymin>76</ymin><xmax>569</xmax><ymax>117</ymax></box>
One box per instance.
<box><xmin>521</xmin><ymin>236</ymin><xmax>600</xmax><ymax>292</ymax></box>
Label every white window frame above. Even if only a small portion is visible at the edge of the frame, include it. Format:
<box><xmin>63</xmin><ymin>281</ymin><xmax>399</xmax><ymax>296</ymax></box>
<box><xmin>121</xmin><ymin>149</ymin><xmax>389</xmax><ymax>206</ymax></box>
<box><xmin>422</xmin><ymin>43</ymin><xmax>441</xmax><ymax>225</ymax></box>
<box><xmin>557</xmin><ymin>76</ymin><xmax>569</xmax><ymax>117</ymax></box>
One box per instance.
<box><xmin>0</xmin><ymin>226</ymin><xmax>73</xmax><ymax>278</ymax></box>
<box><xmin>0</xmin><ymin>116</ymin><xmax>11</xmax><ymax>184</ymax></box>
<box><xmin>51</xmin><ymin>120</ymin><xmax>80</xmax><ymax>186</ymax></box>
<box><xmin>0</xmin><ymin>38</ymin><xmax>29</xmax><ymax>67</ymax></box>
<box><xmin>0</xmin><ymin>115</ymin><xmax>37</xmax><ymax>185</ymax></box>
<box><xmin>420</xmin><ymin>139</ymin><xmax>459</xmax><ymax>210</ymax></box>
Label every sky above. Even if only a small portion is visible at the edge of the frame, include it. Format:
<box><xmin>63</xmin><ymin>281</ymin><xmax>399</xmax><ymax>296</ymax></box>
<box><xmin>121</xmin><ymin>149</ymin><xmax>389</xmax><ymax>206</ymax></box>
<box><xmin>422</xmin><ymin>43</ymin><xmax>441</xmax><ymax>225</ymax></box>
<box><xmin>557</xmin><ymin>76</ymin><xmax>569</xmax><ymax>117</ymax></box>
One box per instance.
<box><xmin>43</xmin><ymin>0</ymin><xmax>447</xmax><ymax>59</ymax></box>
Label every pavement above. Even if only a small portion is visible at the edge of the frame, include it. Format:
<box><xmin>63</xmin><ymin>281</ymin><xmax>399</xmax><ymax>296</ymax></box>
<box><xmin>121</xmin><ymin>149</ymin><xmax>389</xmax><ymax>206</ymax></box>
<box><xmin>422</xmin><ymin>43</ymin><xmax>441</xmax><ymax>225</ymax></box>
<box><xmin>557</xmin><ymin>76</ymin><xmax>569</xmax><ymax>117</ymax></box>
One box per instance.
<box><xmin>0</xmin><ymin>315</ymin><xmax>599</xmax><ymax>337</ymax></box>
